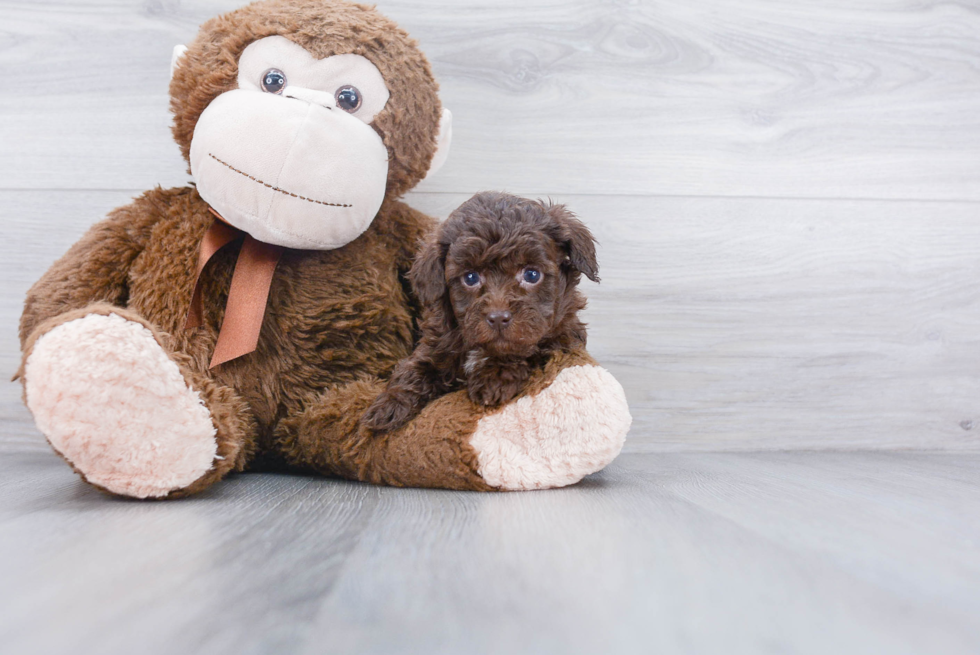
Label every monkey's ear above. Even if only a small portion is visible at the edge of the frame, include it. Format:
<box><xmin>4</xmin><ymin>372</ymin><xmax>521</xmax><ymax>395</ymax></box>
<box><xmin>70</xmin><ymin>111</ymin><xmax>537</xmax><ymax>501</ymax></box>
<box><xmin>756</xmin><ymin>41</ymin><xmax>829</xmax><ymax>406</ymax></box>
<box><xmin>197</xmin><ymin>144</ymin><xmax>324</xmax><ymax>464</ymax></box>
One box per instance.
<box><xmin>548</xmin><ymin>204</ymin><xmax>600</xmax><ymax>283</ymax></box>
<box><xmin>421</xmin><ymin>108</ymin><xmax>453</xmax><ymax>182</ymax></box>
<box><xmin>170</xmin><ymin>45</ymin><xmax>188</xmax><ymax>80</ymax></box>
<box><xmin>409</xmin><ymin>237</ymin><xmax>449</xmax><ymax>308</ymax></box>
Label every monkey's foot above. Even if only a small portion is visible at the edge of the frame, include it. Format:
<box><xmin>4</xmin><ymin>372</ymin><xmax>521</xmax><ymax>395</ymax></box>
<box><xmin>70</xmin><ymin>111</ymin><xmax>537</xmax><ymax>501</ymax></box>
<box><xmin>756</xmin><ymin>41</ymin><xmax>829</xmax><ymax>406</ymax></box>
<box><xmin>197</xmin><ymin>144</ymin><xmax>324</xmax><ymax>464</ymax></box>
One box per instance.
<box><xmin>469</xmin><ymin>365</ymin><xmax>631</xmax><ymax>490</ymax></box>
<box><xmin>24</xmin><ymin>313</ymin><xmax>218</xmax><ymax>498</ymax></box>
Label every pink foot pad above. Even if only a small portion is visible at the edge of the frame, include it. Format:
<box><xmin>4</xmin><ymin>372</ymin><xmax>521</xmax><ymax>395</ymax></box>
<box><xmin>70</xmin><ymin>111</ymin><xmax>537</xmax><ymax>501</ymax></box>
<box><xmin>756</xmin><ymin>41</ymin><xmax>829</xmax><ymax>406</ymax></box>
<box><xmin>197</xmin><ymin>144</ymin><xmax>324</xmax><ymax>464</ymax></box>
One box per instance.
<box><xmin>24</xmin><ymin>313</ymin><xmax>218</xmax><ymax>498</ymax></box>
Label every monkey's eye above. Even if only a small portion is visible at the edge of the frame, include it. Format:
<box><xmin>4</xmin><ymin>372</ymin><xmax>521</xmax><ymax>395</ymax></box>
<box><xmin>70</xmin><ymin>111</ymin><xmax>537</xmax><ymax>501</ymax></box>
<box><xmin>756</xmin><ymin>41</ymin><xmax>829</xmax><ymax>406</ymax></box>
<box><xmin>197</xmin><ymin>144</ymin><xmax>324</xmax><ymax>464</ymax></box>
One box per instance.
<box><xmin>261</xmin><ymin>69</ymin><xmax>287</xmax><ymax>94</ymax></box>
<box><xmin>335</xmin><ymin>85</ymin><xmax>362</xmax><ymax>113</ymax></box>
<box><xmin>522</xmin><ymin>268</ymin><xmax>542</xmax><ymax>285</ymax></box>
<box><xmin>462</xmin><ymin>272</ymin><xmax>481</xmax><ymax>287</ymax></box>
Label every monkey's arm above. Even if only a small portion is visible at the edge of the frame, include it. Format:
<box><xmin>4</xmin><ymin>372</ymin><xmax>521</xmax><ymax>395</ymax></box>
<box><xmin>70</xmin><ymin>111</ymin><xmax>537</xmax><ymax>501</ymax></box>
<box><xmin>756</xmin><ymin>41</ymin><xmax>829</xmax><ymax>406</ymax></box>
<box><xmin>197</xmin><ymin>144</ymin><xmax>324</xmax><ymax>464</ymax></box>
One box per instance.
<box><xmin>19</xmin><ymin>191</ymin><xmax>161</xmax><ymax>346</ymax></box>
<box><xmin>276</xmin><ymin>347</ymin><xmax>630</xmax><ymax>491</ymax></box>
<box><xmin>360</xmin><ymin>346</ymin><xmax>454</xmax><ymax>433</ymax></box>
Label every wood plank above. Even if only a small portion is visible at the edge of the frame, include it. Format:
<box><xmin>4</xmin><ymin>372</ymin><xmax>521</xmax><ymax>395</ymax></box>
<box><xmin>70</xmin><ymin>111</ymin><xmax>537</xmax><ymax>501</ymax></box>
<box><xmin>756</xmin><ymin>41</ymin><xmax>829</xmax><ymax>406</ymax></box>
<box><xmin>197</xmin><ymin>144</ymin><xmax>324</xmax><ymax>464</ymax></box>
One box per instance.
<box><xmin>1</xmin><ymin>0</ymin><xmax>978</xmax><ymax>199</ymax></box>
<box><xmin>5</xmin><ymin>190</ymin><xmax>980</xmax><ymax>452</ymax></box>
<box><xmin>1</xmin><ymin>450</ymin><xmax>978</xmax><ymax>654</ymax></box>
<box><xmin>0</xmin><ymin>450</ymin><xmax>383</xmax><ymax>655</ymax></box>
<box><xmin>305</xmin><ymin>452</ymin><xmax>980</xmax><ymax>655</ymax></box>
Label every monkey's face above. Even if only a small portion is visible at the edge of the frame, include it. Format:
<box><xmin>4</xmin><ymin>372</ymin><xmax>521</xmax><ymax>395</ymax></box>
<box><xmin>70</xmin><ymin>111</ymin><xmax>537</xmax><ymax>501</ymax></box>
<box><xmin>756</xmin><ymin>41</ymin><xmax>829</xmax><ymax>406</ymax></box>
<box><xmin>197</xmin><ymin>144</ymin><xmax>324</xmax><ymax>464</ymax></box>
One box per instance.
<box><xmin>188</xmin><ymin>35</ymin><xmax>416</xmax><ymax>250</ymax></box>
<box><xmin>171</xmin><ymin>1</ymin><xmax>450</xmax><ymax>249</ymax></box>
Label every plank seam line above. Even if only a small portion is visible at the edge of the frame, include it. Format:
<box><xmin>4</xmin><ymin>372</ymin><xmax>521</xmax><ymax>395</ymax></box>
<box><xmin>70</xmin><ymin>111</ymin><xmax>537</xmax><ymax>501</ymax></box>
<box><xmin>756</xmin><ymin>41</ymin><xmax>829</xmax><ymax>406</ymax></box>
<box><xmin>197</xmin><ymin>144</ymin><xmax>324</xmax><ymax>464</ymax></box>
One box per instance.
<box><xmin>4</xmin><ymin>189</ymin><xmax>980</xmax><ymax>205</ymax></box>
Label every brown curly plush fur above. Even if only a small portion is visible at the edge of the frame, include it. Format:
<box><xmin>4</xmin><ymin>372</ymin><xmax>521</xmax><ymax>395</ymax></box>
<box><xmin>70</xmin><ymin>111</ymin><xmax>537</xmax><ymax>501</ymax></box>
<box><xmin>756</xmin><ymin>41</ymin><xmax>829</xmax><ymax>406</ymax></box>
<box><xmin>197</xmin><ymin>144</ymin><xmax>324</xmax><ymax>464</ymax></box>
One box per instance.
<box><xmin>361</xmin><ymin>192</ymin><xmax>599</xmax><ymax>433</ymax></box>
<box><xmin>17</xmin><ymin>0</ymin><xmax>495</xmax><ymax>496</ymax></box>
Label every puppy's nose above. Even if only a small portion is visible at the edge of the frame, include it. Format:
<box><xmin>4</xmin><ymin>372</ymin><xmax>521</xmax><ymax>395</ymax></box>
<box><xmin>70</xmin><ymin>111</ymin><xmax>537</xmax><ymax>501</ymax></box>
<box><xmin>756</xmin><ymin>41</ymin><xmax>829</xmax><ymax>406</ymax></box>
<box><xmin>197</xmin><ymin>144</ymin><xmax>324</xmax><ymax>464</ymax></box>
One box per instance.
<box><xmin>486</xmin><ymin>311</ymin><xmax>512</xmax><ymax>329</ymax></box>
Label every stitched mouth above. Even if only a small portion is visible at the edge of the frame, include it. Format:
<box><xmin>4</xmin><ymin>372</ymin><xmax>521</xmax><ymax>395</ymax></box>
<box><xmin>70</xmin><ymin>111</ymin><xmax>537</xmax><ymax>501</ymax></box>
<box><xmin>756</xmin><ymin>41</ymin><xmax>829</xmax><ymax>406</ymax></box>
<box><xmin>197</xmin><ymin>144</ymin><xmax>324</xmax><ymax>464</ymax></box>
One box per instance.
<box><xmin>208</xmin><ymin>154</ymin><xmax>352</xmax><ymax>208</ymax></box>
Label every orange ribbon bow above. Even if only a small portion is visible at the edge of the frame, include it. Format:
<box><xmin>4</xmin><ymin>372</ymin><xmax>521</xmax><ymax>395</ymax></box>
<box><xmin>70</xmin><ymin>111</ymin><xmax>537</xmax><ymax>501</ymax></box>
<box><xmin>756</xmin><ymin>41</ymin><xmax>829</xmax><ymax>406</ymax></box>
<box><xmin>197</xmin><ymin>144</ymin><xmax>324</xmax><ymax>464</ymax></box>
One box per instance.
<box><xmin>185</xmin><ymin>210</ymin><xmax>284</xmax><ymax>369</ymax></box>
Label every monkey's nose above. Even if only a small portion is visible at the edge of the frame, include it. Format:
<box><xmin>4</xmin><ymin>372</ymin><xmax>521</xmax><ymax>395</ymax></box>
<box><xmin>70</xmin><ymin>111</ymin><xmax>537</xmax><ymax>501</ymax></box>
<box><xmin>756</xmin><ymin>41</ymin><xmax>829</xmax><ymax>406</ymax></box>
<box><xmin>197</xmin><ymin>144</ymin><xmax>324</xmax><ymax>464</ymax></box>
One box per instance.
<box><xmin>486</xmin><ymin>311</ymin><xmax>512</xmax><ymax>329</ymax></box>
<box><xmin>282</xmin><ymin>86</ymin><xmax>335</xmax><ymax>110</ymax></box>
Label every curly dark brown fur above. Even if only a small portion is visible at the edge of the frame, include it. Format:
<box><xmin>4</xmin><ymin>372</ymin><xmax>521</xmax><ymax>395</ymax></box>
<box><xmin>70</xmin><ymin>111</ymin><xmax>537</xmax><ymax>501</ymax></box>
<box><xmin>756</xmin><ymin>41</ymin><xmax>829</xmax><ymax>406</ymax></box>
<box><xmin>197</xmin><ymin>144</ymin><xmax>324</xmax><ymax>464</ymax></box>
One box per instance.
<box><xmin>361</xmin><ymin>191</ymin><xmax>599</xmax><ymax>433</ymax></box>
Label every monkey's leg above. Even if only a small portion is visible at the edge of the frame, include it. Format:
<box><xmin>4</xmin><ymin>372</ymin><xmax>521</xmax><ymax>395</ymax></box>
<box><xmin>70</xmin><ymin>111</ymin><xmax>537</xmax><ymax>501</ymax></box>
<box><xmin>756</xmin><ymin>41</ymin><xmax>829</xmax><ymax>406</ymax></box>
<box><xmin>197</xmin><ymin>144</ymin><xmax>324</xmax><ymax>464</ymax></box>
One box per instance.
<box><xmin>276</xmin><ymin>349</ymin><xmax>631</xmax><ymax>491</ymax></box>
<box><xmin>19</xmin><ymin>304</ymin><xmax>257</xmax><ymax>499</ymax></box>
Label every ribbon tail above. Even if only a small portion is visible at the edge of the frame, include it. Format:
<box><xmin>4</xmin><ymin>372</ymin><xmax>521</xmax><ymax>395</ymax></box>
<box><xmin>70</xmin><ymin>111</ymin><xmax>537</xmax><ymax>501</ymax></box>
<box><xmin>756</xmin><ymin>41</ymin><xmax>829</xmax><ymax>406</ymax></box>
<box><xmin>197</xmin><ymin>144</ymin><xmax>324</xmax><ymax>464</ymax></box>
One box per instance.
<box><xmin>185</xmin><ymin>218</ymin><xmax>242</xmax><ymax>330</ymax></box>
<box><xmin>209</xmin><ymin>235</ymin><xmax>284</xmax><ymax>369</ymax></box>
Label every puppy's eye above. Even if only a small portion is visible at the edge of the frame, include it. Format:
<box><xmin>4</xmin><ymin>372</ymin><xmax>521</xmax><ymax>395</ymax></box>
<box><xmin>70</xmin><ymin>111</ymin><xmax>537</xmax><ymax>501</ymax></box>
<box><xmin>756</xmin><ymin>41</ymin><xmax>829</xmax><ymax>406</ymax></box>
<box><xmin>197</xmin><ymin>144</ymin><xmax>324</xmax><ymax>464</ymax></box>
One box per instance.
<box><xmin>522</xmin><ymin>268</ymin><xmax>542</xmax><ymax>285</ymax></box>
<box><xmin>261</xmin><ymin>69</ymin><xmax>287</xmax><ymax>94</ymax></box>
<box><xmin>462</xmin><ymin>272</ymin><xmax>481</xmax><ymax>287</ymax></box>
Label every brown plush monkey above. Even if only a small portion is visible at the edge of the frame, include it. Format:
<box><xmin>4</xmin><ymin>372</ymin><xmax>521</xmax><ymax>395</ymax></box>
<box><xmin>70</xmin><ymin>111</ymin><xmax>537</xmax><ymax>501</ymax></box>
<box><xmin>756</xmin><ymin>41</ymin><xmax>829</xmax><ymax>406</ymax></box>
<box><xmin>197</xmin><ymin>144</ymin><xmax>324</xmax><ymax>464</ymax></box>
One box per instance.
<box><xmin>17</xmin><ymin>0</ymin><xmax>630</xmax><ymax>499</ymax></box>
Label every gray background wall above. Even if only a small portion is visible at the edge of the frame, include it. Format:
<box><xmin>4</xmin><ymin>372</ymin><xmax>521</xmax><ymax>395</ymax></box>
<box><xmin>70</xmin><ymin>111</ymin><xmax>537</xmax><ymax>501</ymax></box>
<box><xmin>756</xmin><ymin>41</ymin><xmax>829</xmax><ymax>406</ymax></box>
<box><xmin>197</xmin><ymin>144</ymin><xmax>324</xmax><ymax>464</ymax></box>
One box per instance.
<box><xmin>3</xmin><ymin>0</ymin><xmax>979</xmax><ymax>452</ymax></box>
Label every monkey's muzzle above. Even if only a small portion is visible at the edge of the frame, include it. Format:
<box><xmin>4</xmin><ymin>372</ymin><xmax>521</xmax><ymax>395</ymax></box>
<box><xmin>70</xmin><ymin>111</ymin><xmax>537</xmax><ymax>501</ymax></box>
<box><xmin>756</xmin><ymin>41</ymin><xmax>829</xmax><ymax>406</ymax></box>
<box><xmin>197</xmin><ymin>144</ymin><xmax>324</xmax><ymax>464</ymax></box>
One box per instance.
<box><xmin>189</xmin><ymin>89</ymin><xmax>389</xmax><ymax>250</ymax></box>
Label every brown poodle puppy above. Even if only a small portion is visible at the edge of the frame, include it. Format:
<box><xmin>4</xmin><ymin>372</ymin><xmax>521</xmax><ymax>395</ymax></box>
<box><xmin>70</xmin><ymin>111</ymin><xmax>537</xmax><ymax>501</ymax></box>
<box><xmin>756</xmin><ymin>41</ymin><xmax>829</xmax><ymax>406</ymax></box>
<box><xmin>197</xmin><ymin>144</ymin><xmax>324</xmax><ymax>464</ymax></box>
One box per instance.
<box><xmin>361</xmin><ymin>191</ymin><xmax>599</xmax><ymax>433</ymax></box>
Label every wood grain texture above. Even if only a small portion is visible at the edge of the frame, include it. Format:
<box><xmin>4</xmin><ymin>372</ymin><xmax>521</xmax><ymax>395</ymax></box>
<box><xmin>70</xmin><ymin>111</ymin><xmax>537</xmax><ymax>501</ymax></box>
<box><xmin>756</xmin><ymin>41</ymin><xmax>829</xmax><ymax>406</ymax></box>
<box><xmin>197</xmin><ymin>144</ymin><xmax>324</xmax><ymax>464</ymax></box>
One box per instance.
<box><xmin>0</xmin><ymin>0</ymin><xmax>978</xmax><ymax>198</ymax></box>
<box><xmin>1</xmin><ymin>449</ymin><xmax>978</xmax><ymax>655</ymax></box>
<box><xmin>5</xmin><ymin>190</ymin><xmax>980</xmax><ymax>452</ymax></box>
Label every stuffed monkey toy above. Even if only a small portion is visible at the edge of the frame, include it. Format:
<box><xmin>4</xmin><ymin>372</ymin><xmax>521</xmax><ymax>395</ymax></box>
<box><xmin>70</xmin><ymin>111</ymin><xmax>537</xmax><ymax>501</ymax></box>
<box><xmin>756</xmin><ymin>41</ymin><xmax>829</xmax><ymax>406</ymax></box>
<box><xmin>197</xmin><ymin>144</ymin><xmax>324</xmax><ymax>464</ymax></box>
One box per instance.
<box><xmin>16</xmin><ymin>0</ymin><xmax>631</xmax><ymax>499</ymax></box>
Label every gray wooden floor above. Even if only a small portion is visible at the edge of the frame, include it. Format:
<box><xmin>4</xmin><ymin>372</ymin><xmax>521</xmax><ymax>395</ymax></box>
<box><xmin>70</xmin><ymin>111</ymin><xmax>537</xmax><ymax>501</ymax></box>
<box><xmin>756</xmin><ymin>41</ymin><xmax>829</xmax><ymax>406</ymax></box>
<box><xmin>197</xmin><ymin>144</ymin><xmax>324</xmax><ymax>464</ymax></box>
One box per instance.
<box><xmin>2</xmin><ymin>0</ymin><xmax>980</xmax><ymax>653</ymax></box>
<box><xmin>1</xmin><ymin>448</ymin><xmax>979</xmax><ymax>655</ymax></box>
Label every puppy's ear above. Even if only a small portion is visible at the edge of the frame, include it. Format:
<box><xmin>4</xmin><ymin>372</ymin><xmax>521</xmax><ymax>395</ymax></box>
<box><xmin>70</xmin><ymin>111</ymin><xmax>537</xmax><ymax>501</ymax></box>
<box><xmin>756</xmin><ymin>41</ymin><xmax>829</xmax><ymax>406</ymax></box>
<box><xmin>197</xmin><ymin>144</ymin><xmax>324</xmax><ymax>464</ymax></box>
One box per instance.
<box><xmin>409</xmin><ymin>236</ymin><xmax>448</xmax><ymax>308</ymax></box>
<box><xmin>547</xmin><ymin>204</ymin><xmax>600</xmax><ymax>283</ymax></box>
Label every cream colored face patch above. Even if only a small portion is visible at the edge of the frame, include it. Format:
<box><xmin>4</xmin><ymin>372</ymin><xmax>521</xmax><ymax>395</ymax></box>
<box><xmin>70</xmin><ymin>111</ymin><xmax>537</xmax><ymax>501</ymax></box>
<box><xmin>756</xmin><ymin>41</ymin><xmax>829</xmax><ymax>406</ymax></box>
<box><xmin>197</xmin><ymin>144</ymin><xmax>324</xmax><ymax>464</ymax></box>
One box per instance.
<box><xmin>189</xmin><ymin>36</ymin><xmax>392</xmax><ymax>250</ymax></box>
<box><xmin>237</xmin><ymin>36</ymin><xmax>390</xmax><ymax>124</ymax></box>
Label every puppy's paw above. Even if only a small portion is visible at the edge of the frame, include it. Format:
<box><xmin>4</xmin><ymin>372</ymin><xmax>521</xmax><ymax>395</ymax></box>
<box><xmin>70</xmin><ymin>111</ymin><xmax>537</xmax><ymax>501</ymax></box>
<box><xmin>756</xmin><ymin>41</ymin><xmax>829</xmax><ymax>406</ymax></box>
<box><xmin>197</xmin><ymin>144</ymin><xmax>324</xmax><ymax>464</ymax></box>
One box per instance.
<box><xmin>466</xmin><ymin>357</ymin><xmax>531</xmax><ymax>407</ymax></box>
<box><xmin>361</xmin><ymin>392</ymin><xmax>415</xmax><ymax>433</ymax></box>
<box><xmin>468</xmin><ymin>379</ymin><xmax>520</xmax><ymax>407</ymax></box>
